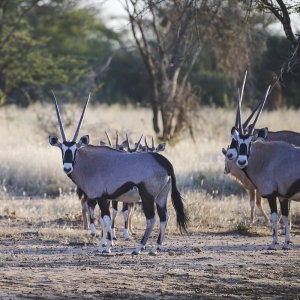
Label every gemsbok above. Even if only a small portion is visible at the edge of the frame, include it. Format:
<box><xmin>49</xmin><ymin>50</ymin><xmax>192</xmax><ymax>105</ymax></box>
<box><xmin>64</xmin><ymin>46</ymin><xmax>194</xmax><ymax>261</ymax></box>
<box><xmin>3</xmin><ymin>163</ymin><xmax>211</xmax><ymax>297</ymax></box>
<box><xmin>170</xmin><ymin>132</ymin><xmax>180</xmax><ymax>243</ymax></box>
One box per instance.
<box><xmin>222</xmin><ymin>148</ymin><xmax>270</xmax><ymax>225</ymax></box>
<box><xmin>233</xmin><ymin>86</ymin><xmax>299</xmax><ymax>250</ymax></box>
<box><xmin>79</xmin><ymin>133</ymin><xmax>167</xmax><ymax>241</ymax></box>
<box><xmin>49</xmin><ymin>93</ymin><xmax>188</xmax><ymax>255</ymax></box>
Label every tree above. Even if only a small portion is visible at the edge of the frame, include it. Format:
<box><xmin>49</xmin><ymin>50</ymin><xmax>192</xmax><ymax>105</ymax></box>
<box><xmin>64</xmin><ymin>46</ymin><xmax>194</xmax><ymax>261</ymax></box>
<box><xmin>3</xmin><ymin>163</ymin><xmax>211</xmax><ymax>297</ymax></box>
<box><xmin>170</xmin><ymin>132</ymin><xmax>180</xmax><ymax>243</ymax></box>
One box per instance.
<box><xmin>122</xmin><ymin>0</ymin><xmax>269</xmax><ymax>140</ymax></box>
<box><xmin>254</xmin><ymin>0</ymin><xmax>300</xmax><ymax>57</ymax></box>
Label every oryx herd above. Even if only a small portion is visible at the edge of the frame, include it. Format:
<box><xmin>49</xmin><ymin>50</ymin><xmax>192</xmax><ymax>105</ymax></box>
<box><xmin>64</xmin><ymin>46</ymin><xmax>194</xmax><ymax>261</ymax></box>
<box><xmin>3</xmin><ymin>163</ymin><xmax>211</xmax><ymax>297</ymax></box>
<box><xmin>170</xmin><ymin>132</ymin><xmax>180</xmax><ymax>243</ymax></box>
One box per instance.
<box><xmin>49</xmin><ymin>72</ymin><xmax>299</xmax><ymax>254</ymax></box>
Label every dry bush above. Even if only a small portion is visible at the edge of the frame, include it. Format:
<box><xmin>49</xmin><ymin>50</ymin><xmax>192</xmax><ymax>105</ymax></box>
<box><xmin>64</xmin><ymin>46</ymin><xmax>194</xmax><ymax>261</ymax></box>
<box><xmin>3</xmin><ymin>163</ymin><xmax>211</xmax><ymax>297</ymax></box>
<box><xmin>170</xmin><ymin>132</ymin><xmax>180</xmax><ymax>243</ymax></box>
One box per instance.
<box><xmin>0</xmin><ymin>104</ymin><xmax>300</xmax><ymax>233</ymax></box>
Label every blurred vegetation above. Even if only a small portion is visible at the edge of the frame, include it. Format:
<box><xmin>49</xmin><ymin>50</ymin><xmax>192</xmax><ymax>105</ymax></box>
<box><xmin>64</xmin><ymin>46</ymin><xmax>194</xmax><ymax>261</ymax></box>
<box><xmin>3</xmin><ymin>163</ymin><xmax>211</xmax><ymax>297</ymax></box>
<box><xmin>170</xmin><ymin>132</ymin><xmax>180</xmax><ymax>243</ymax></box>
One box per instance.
<box><xmin>0</xmin><ymin>0</ymin><xmax>299</xmax><ymax>109</ymax></box>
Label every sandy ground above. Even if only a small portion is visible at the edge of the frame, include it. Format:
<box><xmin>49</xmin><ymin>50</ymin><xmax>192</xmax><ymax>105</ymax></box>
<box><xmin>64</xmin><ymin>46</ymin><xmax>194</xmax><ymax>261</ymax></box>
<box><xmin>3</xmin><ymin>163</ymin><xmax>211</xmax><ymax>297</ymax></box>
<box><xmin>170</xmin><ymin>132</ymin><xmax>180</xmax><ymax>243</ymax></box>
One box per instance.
<box><xmin>1</xmin><ymin>216</ymin><xmax>300</xmax><ymax>300</ymax></box>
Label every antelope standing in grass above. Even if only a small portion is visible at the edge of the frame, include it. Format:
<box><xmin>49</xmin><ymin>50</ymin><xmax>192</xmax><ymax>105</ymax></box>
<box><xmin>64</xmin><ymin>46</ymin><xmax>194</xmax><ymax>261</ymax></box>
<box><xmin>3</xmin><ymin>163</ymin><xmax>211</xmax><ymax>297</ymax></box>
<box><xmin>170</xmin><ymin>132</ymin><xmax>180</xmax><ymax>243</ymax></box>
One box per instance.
<box><xmin>233</xmin><ymin>85</ymin><xmax>300</xmax><ymax>250</ymax></box>
<box><xmin>225</xmin><ymin>74</ymin><xmax>297</xmax><ymax>232</ymax></box>
<box><xmin>49</xmin><ymin>93</ymin><xmax>188</xmax><ymax>255</ymax></box>
<box><xmin>222</xmin><ymin>148</ymin><xmax>270</xmax><ymax>225</ymax></box>
<box><xmin>80</xmin><ymin>133</ymin><xmax>166</xmax><ymax>241</ymax></box>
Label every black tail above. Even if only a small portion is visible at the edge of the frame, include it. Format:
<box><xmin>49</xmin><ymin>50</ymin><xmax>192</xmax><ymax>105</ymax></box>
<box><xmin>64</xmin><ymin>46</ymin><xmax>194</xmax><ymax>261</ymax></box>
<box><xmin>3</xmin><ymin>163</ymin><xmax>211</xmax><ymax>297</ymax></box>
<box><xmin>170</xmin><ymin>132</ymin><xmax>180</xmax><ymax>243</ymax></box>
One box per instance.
<box><xmin>170</xmin><ymin>172</ymin><xmax>189</xmax><ymax>234</ymax></box>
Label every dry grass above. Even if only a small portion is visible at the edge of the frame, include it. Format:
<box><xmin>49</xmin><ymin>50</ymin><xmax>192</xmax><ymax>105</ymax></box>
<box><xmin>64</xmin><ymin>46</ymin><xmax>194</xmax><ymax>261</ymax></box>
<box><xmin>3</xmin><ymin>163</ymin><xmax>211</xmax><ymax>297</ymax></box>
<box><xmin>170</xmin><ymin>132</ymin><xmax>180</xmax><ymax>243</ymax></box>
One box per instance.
<box><xmin>0</xmin><ymin>103</ymin><xmax>300</xmax><ymax>237</ymax></box>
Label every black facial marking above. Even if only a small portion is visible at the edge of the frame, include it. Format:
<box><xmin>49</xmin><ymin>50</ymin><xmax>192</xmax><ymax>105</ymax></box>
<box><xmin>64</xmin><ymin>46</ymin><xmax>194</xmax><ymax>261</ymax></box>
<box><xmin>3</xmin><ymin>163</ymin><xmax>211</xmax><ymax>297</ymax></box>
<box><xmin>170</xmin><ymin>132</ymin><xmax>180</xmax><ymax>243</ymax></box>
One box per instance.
<box><xmin>239</xmin><ymin>143</ymin><xmax>248</xmax><ymax>156</ymax></box>
<box><xmin>63</xmin><ymin>141</ymin><xmax>76</xmax><ymax>147</ymax></box>
<box><xmin>64</xmin><ymin>149</ymin><xmax>73</xmax><ymax>163</ymax></box>
<box><xmin>229</xmin><ymin>138</ymin><xmax>237</xmax><ymax>150</ymax></box>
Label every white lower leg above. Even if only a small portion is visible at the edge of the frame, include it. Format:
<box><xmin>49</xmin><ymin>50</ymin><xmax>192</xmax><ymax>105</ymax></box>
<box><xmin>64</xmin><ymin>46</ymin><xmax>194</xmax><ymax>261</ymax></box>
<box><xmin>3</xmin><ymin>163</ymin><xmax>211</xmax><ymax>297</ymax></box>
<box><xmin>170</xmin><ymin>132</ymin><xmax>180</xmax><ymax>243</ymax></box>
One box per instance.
<box><xmin>96</xmin><ymin>217</ymin><xmax>106</xmax><ymax>252</ymax></box>
<box><xmin>111</xmin><ymin>208</ymin><xmax>117</xmax><ymax>239</ymax></box>
<box><xmin>282</xmin><ymin>215</ymin><xmax>291</xmax><ymax>249</ymax></box>
<box><xmin>90</xmin><ymin>223</ymin><xmax>97</xmax><ymax>237</ymax></box>
<box><xmin>103</xmin><ymin>215</ymin><xmax>113</xmax><ymax>253</ymax></box>
<box><xmin>268</xmin><ymin>213</ymin><xmax>278</xmax><ymax>250</ymax></box>
<box><xmin>122</xmin><ymin>210</ymin><xmax>130</xmax><ymax>240</ymax></box>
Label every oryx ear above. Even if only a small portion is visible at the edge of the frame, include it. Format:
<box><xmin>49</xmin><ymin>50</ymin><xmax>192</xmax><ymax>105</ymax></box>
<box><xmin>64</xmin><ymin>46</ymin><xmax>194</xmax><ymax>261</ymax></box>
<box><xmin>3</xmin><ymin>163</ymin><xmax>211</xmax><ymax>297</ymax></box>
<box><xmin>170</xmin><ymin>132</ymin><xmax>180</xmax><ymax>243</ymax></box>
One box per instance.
<box><xmin>156</xmin><ymin>143</ymin><xmax>166</xmax><ymax>152</ymax></box>
<box><xmin>231</xmin><ymin>127</ymin><xmax>239</xmax><ymax>141</ymax></box>
<box><xmin>222</xmin><ymin>148</ymin><xmax>227</xmax><ymax>156</ymax></box>
<box><xmin>100</xmin><ymin>141</ymin><xmax>106</xmax><ymax>146</ymax></box>
<box><xmin>78</xmin><ymin>135</ymin><xmax>89</xmax><ymax>148</ymax></box>
<box><xmin>49</xmin><ymin>135</ymin><xmax>61</xmax><ymax>148</ymax></box>
<box><xmin>257</xmin><ymin>127</ymin><xmax>268</xmax><ymax>140</ymax></box>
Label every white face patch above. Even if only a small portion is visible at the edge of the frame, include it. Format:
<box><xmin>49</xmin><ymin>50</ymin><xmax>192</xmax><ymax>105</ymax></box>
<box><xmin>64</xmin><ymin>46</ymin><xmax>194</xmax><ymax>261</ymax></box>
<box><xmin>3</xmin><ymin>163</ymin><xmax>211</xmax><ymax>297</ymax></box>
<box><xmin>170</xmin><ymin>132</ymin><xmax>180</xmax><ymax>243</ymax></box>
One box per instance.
<box><xmin>226</xmin><ymin>148</ymin><xmax>237</xmax><ymax>160</ymax></box>
<box><xmin>61</xmin><ymin>143</ymin><xmax>77</xmax><ymax>174</ymax></box>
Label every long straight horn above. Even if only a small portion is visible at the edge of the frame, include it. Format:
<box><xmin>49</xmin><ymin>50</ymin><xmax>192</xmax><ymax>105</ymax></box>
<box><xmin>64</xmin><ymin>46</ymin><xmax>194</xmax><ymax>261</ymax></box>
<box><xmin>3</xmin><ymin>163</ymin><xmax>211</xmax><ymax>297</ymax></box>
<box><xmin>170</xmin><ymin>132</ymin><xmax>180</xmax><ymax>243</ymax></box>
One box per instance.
<box><xmin>116</xmin><ymin>130</ymin><xmax>119</xmax><ymax>147</ymax></box>
<box><xmin>72</xmin><ymin>93</ymin><xmax>90</xmax><ymax>142</ymax></box>
<box><xmin>242</xmin><ymin>100</ymin><xmax>262</xmax><ymax>130</ymax></box>
<box><xmin>144</xmin><ymin>136</ymin><xmax>149</xmax><ymax>152</ymax></box>
<box><xmin>152</xmin><ymin>136</ymin><xmax>155</xmax><ymax>149</ymax></box>
<box><xmin>134</xmin><ymin>135</ymin><xmax>143</xmax><ymax>152</ymax></box>
<box><xmin>239</xmin><ymin>71</ymin><xmax>247</xmax><ymax>102</ymax></box>
<box><xmin>126</xmin><ymin>134</ymin><xmax>131</xmax><ymax>151</ymax></box>
<box><xmin>105</xmin><ymin>131</ymin><xmax>112</xmax><ymax>146</ymax></box>
<box><xmin>248</xmin><ymin>85</ymin><xmax>270</xmax><ymax>135</ymax></box>
<box><xmin>51</xmin><ymin>91</ymin><xmax>66</xmax><ymax>142</ymax></box>
<box><xmin>237</xmin><ymin>89</ymin><xmax>243</xmax><ymax>135</ymax></box>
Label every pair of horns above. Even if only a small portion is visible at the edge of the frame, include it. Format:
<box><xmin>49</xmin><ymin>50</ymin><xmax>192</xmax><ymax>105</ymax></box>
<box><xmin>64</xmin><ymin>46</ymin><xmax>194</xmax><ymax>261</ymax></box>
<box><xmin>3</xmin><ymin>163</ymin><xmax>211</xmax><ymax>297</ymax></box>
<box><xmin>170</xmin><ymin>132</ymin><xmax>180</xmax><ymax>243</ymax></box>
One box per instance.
<box><xmin>52</xmin><ymin>91</ymin><xmax>90</xmax><ymax>142</ymax></box>
<box><xmin>235</xmin><ymin>72</ymin><xmax>270</xmax><ymax>136</ymax></box>
<box><xmin>126</xmin><ymin>134</ymin><xmax>143</xmax><ymax>153</ymax></box>
<box><xmin>144</xmin><ymin>136</ymin><xmax>155</xmax><ymax>152</ymax></box>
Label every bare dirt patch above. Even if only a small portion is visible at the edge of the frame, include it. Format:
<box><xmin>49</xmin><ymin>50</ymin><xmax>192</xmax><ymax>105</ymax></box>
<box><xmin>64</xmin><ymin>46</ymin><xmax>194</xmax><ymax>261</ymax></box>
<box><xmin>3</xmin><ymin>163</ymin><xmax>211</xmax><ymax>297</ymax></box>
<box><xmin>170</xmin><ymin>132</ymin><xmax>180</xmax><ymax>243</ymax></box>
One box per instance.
<box><xmin>1</xmin><ymin>216</ymin><xmax>300</xmax><ymax>299</ymax></box>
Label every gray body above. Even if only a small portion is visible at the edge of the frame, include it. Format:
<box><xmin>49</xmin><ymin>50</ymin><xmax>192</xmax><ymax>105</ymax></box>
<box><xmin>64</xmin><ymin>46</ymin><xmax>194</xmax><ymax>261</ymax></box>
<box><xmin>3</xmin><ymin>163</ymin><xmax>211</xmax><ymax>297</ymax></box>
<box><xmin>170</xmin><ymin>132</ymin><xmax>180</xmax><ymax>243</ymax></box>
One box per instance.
<box><xmin>223</xmin><ymin>153</ymin><xmax>270</xmax><ymax>225</ymax></box>
<box><xmin>244</xmin><ymin>141</ymin><xmax>300</xmax><ymax>201</ymax></box>
<box><xmin>71</xmin><ymin>146</ymin><xmax>169</xmax><ymax>201</ymax></box>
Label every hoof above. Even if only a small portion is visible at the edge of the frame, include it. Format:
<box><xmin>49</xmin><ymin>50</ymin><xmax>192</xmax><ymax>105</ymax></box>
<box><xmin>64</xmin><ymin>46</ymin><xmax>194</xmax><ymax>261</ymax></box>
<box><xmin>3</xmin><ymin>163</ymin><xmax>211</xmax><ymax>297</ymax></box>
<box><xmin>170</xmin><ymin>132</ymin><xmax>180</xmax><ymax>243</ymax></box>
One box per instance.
<box><xmin>91</xmin><ymin>233</ymin><xmax>96</xmax><ymax>237</ymax></box>
<box><xmin>113</xmin><ymin>237</ymin><xmax>117</xmax><ymax>241</ymax></box>
<box><xmin>102</xmin><ymin>249</ymin><xmax>111</xmax><ymax>254</ymax></box>
<box><xmin>267</xmin><ymin>246</ymin><xmax>276</xmax><ymax>250</ymax></box>
<box><xmin>131</xmin><ymin>251</ymin><xmax>140</xmax><ymax>255</ymax></box>
<box><xmin>141</xmin><ymin>246</ymin><xmax>146</xmax><ymax>251</ymax></box>
<box><xmin>124</xmin><ymin>238</ymin><xmax>131</xmax><ymax>241</ymax></box>
<box><xmin>282</xmin><ymin>246</ymin><xmax>291</xmax><ymax>250</ymax></box>
<box><xmin>149</xmin><ymin>251</ymin><xmax>157</xmax><ymax>256</ymax></box>
<box><xmin>94</xmin><ymin>248</ymin><xmax>102</xmax><ymax>253</ymax></box>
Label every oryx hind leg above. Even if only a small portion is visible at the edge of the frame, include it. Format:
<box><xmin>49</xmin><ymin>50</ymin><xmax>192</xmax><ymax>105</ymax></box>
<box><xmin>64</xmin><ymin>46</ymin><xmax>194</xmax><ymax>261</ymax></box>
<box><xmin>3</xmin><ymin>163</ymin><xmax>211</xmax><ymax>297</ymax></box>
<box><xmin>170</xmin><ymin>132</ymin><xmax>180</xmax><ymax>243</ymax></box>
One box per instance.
<box><xmin>279</xmin><ymin>199</ymin><xmax>291</xmax><ymax>249</ymax></box>
<box><xmin>95</xmin><ymin>198</ymin><xmax>113</xmax><ymax>254</ymax></box>
<box><xmin>87</xmin><ymin>199</ymin><xmax>98</xmax><ymax>237</ymax></box>
<box><xmin>267</xmin><ymin>194</ymin><xmax>279</xmax><ymax>250</ymax></box>
<box><xmin>132</xmin><ymin>184</ymin><xmax>156</xmax><ymax>255</ymax></box>
<box><xmin>111</xmin><ymin>201</ymin><xmax>118</xmax><ymax>240</ymax></box>
<box><xmin>81</xmin><ymin>198</ymin><xmax>89</xmax><ymax>230</ymax></box>
<box><xmin>128</xmin><ymin>203</ymin><xmax>136</xmax><ymax>235</ymax></box>
<box><xmin>122</xmin><ymin>203</ymin><xmax>130</xmax><ymax>241</ymax></box>
<box><xmin>150</xmin><ymin>180</ymin><xmax>171</xmax><ymax>256</ymax></box>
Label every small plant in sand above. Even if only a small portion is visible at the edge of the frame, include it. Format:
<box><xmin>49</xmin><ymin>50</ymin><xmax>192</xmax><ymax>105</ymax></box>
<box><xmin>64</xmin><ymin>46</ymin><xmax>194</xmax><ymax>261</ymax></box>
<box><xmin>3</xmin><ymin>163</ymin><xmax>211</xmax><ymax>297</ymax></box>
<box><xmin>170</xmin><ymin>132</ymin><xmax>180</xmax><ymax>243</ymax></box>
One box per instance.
<box><xmin>235</xmin><ymin>220</ymin><xmax>252</xmax><ymax>234</ymax></box>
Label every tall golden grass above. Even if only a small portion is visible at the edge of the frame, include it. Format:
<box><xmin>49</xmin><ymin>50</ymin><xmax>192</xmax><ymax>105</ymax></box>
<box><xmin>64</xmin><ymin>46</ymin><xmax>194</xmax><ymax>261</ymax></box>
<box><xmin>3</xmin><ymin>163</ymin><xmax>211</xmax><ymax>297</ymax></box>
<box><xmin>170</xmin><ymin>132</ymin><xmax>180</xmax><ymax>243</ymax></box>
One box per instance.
<box><xmin>0</xmin><ymin>103</ymin><xmax>299</xmax><ymax>233</ymax></box>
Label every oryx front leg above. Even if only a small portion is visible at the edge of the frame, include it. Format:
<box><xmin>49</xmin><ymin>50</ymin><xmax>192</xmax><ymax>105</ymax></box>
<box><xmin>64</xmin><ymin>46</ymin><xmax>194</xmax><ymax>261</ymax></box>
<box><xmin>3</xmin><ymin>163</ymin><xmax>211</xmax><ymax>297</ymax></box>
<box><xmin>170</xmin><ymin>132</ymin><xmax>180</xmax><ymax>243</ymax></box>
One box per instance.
<box><xmin>81</xmin><ymin>198</ymin><xmax>89</xmax><ymax>230</ymax></box>
<box><xmin>250</xmin><ymin>189</ymin><xmax>255</xmax><ymax>224</ymax></box>
<box><xmin>87</xmin><ymin>199</ymin><xmax>98</xmax><ymax>237</ymax></box>
<box><xmin>267</xmin><ymin>195</ymin><xmax>278</xmax><ymax>250</ymax></box>
<box><xmin>97</xmin><ymin>198</ymin><xmax>113</xmax><ymax>254</ymax></box>
<box><xmin>279</xmin><ymin>199</ymin><xmax>291</xmax><ymax>250</ymax></box>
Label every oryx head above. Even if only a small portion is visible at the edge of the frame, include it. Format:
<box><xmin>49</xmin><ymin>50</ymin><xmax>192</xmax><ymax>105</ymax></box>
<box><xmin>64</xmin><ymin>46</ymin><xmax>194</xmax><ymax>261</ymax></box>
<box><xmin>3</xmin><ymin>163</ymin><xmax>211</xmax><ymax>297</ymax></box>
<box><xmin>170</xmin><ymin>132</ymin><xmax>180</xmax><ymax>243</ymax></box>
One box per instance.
<box><xmin>222</xmin><ymin>148</ymin><xmax>230</xmax><ymax>175</ymax></box>
<box><xmin>235</xmin><ymin>86</ymin><xmax>270</xmax><ymax>169</ymax></box>
<box><xmin>49</xmin><ymin>92</ymin><xmax>90</xmax><ymax>175</ymax></box>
